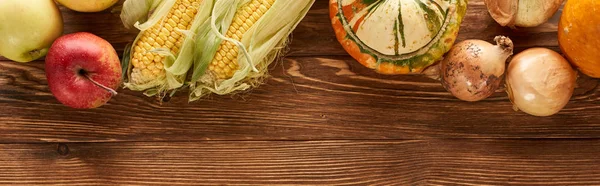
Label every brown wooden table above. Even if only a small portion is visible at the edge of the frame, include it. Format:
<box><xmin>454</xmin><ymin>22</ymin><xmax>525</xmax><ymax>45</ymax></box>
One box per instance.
<box><xmin>2</xmin><ymin>0</ymin><xmax>600</xmax><ymax>185</ymax></box>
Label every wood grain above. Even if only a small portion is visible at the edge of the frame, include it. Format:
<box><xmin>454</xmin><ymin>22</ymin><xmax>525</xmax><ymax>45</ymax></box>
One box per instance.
<box><xmin>1</xmin><ymin>140</ymin><xmax>600</xmax><ymax>185</ymax></box>
<box><xmin>2</xmin><ymin>55</ymin><xmax>600</xmax><ymax>142</ymax></box>
<box><xmin>0</xmin><ymin>0</ymin><xmax>596</xmax><ymax>142</ymax></box>
<box><xmin>2</xmin><ymin>1</ymin><xmax>600</xmax><ymax>185</ymax></box>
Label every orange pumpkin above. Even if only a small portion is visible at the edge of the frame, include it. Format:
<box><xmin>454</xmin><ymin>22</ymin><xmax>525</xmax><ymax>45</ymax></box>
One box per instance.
<box><xmin>558</xmin><ymin>0</ymin><xmax>600</xmax><ymax>78</ymax></box>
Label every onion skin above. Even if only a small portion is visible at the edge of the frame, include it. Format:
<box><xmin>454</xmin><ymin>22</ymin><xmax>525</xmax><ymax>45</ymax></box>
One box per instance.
<box><xmin>484</xmin><ymin>0</ymin><xmax>517</xmax><ymax>27</ymax></box>
<box><xmin>441</xmin><ymin>36</ymin><xmax>514</xmax><ymax>102</ymax></box>
<box><xmin>514</xmin><ymin>0</ymin><xmax>563</xmax><ymax>27</ymax></box>
<box><xmin>506</xmin><ymin>48</ymin><xmax>577</xmax><ymax>117</ymax></box>
<box><xmin>485</xmin><ymin>0</ymin><xmax>563</xmax><ymax>28</ymax></box>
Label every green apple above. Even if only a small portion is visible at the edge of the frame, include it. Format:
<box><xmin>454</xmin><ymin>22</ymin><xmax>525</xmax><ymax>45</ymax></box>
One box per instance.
<box><xmin>0</xmin><ymin>0</ymin><xmax>63</xmax><ymax>63</ymax></box>
<box><xmin>56</xmin><ymin>0</ymin><xmax>119</xmax><ymax>13</ymax></box>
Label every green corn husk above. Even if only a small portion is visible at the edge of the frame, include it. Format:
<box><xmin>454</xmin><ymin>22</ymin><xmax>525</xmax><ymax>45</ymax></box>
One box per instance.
<box><xmin>188</xmin><ymin>0</ymin><xmax>315</xmax><ymax>101</ymax></box>
<box><xmin>120</xmin><ymin>0</ymin><xmax>213</xmax><ymax>97</ymax></box>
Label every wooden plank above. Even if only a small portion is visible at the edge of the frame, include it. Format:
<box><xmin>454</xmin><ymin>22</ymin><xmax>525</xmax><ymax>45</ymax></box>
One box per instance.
<box><xmin>0</xmin><ymin>0</ymin><xmax>564</xmax><ymax>62</ymax></box>
<box><xmin>1</xmin><ymin>140</ymin><xmax>600</xmax><ymax>185</ymax></box>
<box><xmin>1</xmin><ymin>56</ymin><xmax>600</xmax><ymax>142</ymax></box>
<box><xmin>0</xmin><ymin>1</ymin><xmax>595</xmax><ymax>142</ymax></box>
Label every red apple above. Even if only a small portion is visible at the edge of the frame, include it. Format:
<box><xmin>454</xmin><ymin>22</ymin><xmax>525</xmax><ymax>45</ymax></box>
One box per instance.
<box><xmin>45</xmin><ymin>32</ymin><xmax>122</xmax><ymax>109</ymax></box>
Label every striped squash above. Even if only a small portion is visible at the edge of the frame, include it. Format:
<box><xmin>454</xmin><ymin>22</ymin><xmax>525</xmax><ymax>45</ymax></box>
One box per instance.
<box><xmin>330</xmin><ymin>0</ymin><xmax>467</xmax><ymax>74</ymax></box>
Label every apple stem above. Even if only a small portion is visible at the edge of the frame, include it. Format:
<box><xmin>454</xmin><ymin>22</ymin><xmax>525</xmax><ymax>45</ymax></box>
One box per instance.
<box><xmin>82</xmin><ymin>73</ymin><xmax>118</xmax><ymax>96</ymax></box>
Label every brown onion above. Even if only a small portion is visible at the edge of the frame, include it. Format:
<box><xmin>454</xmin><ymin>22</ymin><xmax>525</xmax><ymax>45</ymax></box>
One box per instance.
<box><xmin>441</xmin><ymin>36</ymin><xmax>514</xmax><ymax>102</ymax></box>
<box><xmin>506</xmin><ymin>48</ymin><xmax>577</xmax><ymax>117</ymax></box>
<box><xmin>485</xmin><ymin>0</ymin><xmax>563</xmax><ymax>28</ymax></box>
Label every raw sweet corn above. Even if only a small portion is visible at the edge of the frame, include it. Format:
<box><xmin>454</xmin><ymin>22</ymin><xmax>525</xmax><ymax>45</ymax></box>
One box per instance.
<box><xmin>130</xmin><ymin>0</ymin><xmax>201</xmax><ymax>84</ymax></box>
<box><xmin>207</xmin><ymin>0</ymin><xmax>275</xmax><ymax>80</ymax></box>
<box><xmin>189</xmin><ymin>0</ymin><xmax>315</xmax><ymax>101</ymax></box>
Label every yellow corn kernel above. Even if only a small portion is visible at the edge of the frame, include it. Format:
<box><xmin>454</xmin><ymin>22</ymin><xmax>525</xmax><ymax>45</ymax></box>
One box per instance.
<box><xmin>129</xmin><ymin>0</ymin><xmax>201</xmax><ymax>84</ymax></box>
<box><xmin>208</xmin><ymin>0</ymin><xmax>275</xmax><ymax>80</ymax></box>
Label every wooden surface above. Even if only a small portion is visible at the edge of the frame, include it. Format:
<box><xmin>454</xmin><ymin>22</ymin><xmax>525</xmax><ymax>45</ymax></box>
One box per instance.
<box><xmin>1</xmin><ymin>0</ymin><xmax>600</xmax><ymax>185</ymax></box>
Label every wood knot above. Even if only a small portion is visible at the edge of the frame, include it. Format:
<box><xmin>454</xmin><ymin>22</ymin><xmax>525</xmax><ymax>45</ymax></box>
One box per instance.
<box><xmin>161</xmin><ymin>95</ymin><xmax>171</xmax><ymax>102</ymax></box>
<box><xmin>57</xmin><ymin>143</ymin><xmax>69</xmax><ymax>156</ymax></box>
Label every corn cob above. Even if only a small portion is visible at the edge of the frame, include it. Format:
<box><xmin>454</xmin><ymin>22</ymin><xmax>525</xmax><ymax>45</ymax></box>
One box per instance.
<box><xmin>129</xmin><ymin>0</ymin><xmax>201</xmax><ymax>85</ymax></box>
<box><xmin>207</xmin><ymin>0</ymin><xmax>275</xmax><ymax>80</ymax></box>
<box><xmin>189</xmin><ymin>0</ymin><xmax>314</xmax><ymax>100</ymax></box>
